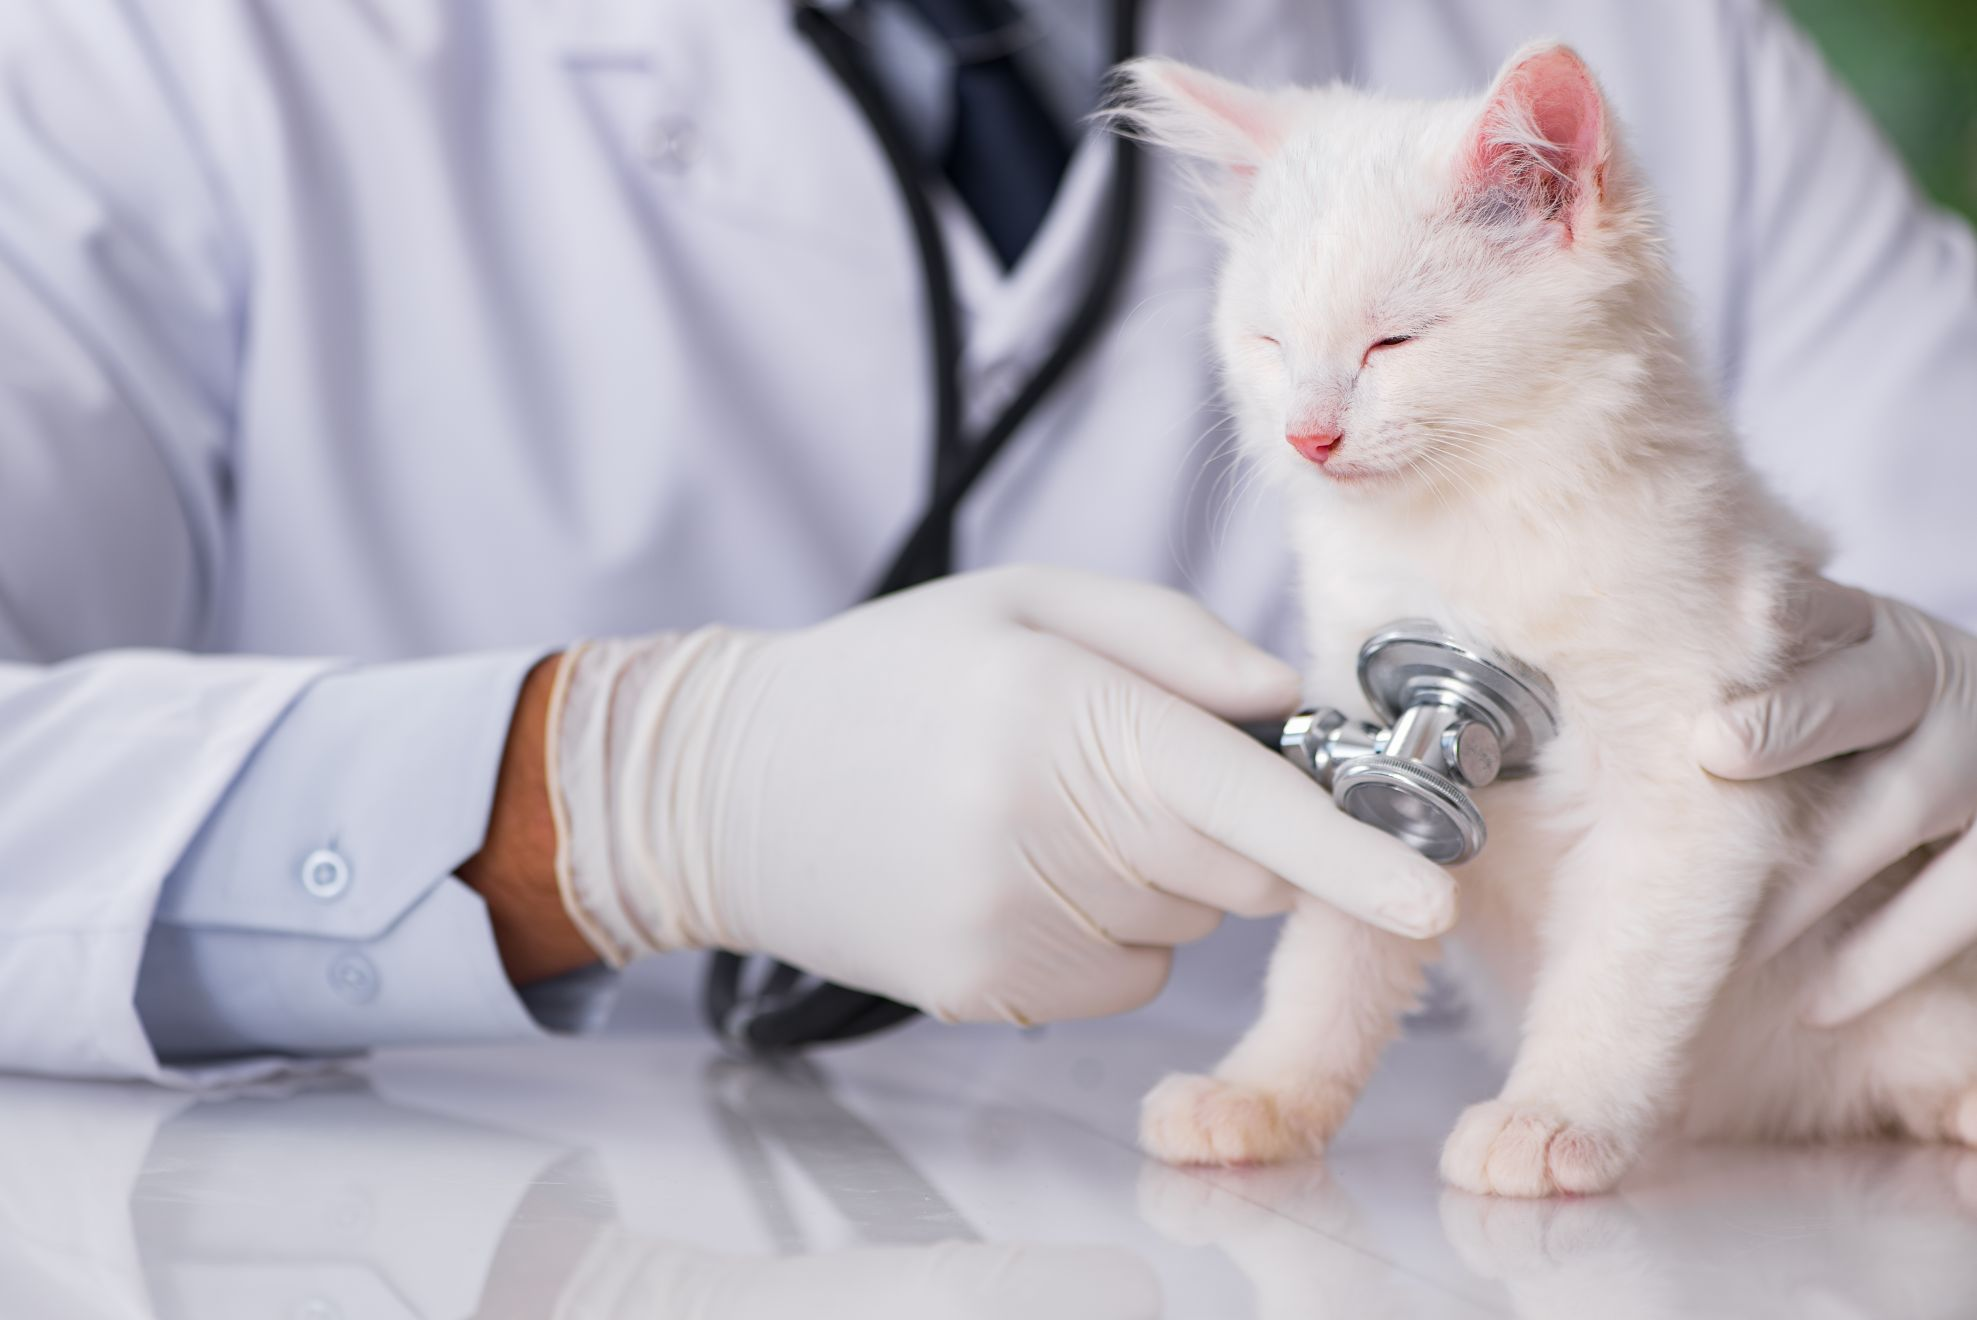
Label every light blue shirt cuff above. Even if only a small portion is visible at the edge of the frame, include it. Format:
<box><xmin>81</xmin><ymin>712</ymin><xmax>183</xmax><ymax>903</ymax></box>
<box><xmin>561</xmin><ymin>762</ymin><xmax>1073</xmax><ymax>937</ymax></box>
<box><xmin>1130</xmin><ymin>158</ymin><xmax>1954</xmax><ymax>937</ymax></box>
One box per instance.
<box><xmin>137</xmin><ymin>650</ymin><xmax>619</xmax><ymax>1062</ymax></box>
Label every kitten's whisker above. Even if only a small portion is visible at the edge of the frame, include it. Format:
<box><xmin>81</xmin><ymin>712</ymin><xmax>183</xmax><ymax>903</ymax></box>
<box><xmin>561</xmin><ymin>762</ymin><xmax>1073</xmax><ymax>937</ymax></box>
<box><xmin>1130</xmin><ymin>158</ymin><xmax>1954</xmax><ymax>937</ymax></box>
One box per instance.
<box><xmin>1428</xmin><ymin>414</ymin><xmax>1521</xmax><ymax>434</ymax></box>
<box><xmin>1434</xmin><ymin>421</ymin><xmax>1522</xmax><ymax>442</ymax></box>
<box><xmin>1120</xmin><ymin>285</ymin><xmax>1215</xmax><ymax>335</ymax></box>
<box><xmin>1170</xmin><ymin>407</ymin><xmax>1244</xmax><ymax>581</ymax></box>
<box><xmin>1213</xmin><ymin>457</ymin><xmax>1269</xmax><ymax>548</ymax></box>
<box><xmin>1421</xmin><ymin>449</ymin><xmax>1485</xmax><ymax>506</ymax></box>
<box><xmin>1179</xmin><ymin>409</ymin><xmax>1273</xmax><ymax>556</ymax></box>
<box><xmin>1425</xmin><ymin>426</ymin><xmax>1513</xmax><ymax>446</ymax></box>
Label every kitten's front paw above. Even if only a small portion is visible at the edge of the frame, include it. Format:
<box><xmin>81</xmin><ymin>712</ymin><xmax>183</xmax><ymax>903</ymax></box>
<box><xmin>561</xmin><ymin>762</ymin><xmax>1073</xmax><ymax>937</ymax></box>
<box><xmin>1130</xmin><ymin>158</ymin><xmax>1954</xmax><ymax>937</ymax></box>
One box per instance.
<box><xmin>1440</xmin><ymin>1099</ymin><xmax>1633</xmax><ymax>1198</ymax></box>
<box><xmin>1139</xmin><ymin>1072</ymin><xmax>1344</xmax><ymax>1166</ymax></box>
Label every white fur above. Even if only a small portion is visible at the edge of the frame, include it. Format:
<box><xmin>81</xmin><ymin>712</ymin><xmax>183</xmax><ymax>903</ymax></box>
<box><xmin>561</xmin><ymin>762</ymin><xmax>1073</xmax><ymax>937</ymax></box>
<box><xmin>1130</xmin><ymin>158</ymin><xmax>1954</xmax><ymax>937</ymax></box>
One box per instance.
<box><xmin>1118</xmin><ymin>42</ymin><xmax>1977</xmax><ymax>1195</ymax></box>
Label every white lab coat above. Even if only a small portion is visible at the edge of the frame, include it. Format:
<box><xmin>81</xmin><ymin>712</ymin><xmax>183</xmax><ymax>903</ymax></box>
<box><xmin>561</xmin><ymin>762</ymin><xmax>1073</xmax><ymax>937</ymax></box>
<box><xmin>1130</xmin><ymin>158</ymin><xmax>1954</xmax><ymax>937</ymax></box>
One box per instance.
<box><xmin>0</xmin><ymin>0</ymin><xmax>1971</xmax><ymax>1081</ymax></box>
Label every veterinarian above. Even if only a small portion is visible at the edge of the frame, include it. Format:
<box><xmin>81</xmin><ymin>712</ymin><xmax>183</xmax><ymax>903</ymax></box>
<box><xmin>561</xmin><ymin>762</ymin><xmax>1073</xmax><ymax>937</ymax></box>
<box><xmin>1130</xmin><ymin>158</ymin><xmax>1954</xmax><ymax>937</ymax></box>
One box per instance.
<box><xmin>0</xmin><ymin>1</ymin><xmax>1971</xmax><ymax>1082</ymax></box>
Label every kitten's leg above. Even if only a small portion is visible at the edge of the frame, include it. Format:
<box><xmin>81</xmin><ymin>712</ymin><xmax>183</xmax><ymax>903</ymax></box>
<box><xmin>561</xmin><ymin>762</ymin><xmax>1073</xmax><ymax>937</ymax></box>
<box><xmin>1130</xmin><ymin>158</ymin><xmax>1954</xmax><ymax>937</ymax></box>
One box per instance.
<box><xmin>1141</xmin><ymin>898</ymin><xmax>1432</xmax><ymax>1164</ymax></box>
<box><xmin>1441</xmin><ymin>791</ymin><xmax>1768</xmax><ymax>1197</ymax></box>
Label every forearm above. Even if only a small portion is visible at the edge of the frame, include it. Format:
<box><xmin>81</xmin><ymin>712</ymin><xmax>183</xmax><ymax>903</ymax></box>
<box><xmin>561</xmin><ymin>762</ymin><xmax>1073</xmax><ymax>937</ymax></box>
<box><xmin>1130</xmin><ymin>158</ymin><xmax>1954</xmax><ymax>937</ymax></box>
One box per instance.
<box><xmin>458</xmin><ymin>653</ymin><xmax>599</xmax><ymax>986</ymax></box>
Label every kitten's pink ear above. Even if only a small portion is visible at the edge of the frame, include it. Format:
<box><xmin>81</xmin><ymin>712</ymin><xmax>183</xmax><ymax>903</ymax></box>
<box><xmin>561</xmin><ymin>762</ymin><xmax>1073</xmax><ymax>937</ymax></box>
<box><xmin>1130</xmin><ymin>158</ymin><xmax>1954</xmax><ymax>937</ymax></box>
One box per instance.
<box><xmin>1461</xmin><ymin>43</ymin><xmax>1612</xmax><ymax>240</ymax></box>
<box><xmin>1104</xmin><ymin>58</ymin><xmax>1290</xmax><ymax>200</ymax></box>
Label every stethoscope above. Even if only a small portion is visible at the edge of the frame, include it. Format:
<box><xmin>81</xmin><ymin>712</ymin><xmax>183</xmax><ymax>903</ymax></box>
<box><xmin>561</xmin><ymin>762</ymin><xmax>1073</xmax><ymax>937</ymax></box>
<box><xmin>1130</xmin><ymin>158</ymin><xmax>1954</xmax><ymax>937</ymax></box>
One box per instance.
<box><xmin>704</xmin><ymin>0</ymin><xmax>1147</xmax><ymax>1057</ymax></box>
<box><xmin>704</xmin><ymin>0</ymin><xmax>1561</xmax><ymax>1056</ymax></box>
<box><xmin>1250</xmin><ymin>623</ymin><xmax>1560</xmax><ymax>865</ymax></box>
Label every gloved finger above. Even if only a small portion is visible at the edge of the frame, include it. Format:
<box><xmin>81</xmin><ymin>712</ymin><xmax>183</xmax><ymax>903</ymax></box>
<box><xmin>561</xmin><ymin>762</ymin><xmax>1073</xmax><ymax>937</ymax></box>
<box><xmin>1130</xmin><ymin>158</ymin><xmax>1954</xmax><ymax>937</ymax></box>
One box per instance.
<box><xmin>1115</xmin><ymin>806</ymin><xmax>1301</xmax><ymax>920</ymax></box>
<box><xmin>1695</xmin><ymin>597</ymin><xmax>1935</xmax><ymax>780</ymax></box>
<box><xmin>1070</xmin><ymin>873</ymin><xmax>1226</xmax><ymax>947</ymax></box>
<box><xmin>1145</xmin><ymin>835</ymin><xmax>1301</xmax><ymax>919</ymax></box>
<box><xmin>1747</xmin><ymin>739</ymin><xmax>1971</xmax><ymax>963</ymax></box>
<box><xmin>1802</xmin><ymin>832</ymin><xmax>1977</xmax><ymax>1027</ymax></box>
<box><xmin>1136</xmin><ymin>694</ymin><xmax>1457</xmax><ymax>938</ymax></box>
<box><xmin>1017</xmin><ymin>768</ymin><xmax>1261</xmax><ymax>944</ymax></box>
<box><xmin>998</xmin><ymin>943</ymin><xmax>1174</xmax><ymax>1025</ymax></box>
<box><xmin>927</xmin><ymin>939</ymin><xmax>1172</xmax><ymax>1026</ymax></box>
<box><xmin>1784</xmin><ymin>577</ymin><xmax>1877</xmax><ymax>656</ymax></box>
<box><xmin>984</xmin><ymin>565</ymin><xmax>1301</xmax><ymax>720</ymax></box>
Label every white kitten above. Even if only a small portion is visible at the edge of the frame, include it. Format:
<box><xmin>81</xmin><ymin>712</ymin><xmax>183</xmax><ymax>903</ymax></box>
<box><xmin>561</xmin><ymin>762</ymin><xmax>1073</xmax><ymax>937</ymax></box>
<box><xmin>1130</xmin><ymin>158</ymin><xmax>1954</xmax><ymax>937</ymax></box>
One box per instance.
<box><xmin>1113</xmin><ymin>42</ymin><xmax>1977</xmax><ymax>1196</ymax></box>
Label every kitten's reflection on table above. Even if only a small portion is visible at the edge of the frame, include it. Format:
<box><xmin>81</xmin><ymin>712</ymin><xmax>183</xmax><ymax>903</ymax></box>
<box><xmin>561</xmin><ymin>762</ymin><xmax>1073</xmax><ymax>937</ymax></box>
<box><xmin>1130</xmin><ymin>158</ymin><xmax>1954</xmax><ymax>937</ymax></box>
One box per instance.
<box><xmin>1136</xmin><ymin>1161</ymin><xmax>1415</xmax><ymax>1320</ymax></box>
<box><xmin>1135</xmin><ymin>1142</ymin><xmax>1977</xmax><ymax>1320</ymax></box>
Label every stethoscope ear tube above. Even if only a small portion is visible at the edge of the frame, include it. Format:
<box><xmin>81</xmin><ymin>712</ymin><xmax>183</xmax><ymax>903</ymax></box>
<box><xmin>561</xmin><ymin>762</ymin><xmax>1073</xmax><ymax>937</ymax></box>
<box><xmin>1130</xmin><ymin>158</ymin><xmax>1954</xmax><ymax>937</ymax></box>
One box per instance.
<box><xmin>705</xmin><ymin>0</ymin><xmax>1147</xmax><ymax>1057</ymax></box>
<box><xmin>860</xmin><ymin>10</ymin><xmax>1146</xmax><ymax>593</ymax></box>
<box><xmin>792</xmin><ymin>3</ymin><xmax>966</xmax><ymax>585</ymax></box>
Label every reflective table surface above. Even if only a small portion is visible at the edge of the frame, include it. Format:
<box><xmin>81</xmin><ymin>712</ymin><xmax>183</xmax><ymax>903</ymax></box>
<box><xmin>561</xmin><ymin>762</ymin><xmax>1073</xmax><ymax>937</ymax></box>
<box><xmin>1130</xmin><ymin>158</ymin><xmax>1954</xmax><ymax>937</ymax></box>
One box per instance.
<box><xmin>9</xmin><ymin>986</ymin><xmax>1976</xmax><ymax>1318</ymax></box>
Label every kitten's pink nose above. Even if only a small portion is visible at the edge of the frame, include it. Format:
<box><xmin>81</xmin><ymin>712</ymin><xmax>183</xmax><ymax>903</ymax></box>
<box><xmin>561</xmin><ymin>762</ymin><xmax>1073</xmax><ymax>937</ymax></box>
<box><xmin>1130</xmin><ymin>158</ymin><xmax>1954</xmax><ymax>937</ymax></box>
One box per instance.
<box><xmin>1287</xmin><ymin>430</ymin><xmax>1342</xmax><ymax>464</ymax></box>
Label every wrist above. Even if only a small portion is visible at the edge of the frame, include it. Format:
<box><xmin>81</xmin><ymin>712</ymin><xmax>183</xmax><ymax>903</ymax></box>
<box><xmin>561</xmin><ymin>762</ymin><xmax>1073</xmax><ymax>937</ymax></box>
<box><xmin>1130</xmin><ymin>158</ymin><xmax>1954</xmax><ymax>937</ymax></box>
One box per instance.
<box><xmin>459</xmin><ymin>653</ymin><xmax>600</xmax><ymax>985</ymax></box>
<box><xmin>551</xmin><ymin>628</ymin><xmax>764</xmax><ymax>964</ymax></box>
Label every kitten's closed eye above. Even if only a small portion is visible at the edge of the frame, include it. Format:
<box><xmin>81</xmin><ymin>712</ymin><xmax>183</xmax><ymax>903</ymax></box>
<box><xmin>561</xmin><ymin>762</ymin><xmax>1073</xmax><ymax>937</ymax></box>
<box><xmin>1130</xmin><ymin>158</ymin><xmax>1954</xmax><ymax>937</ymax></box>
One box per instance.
<box><xmin>1361</xmin><ymin>334</ymin><xmax>1417</xmax><ymax>367</ymax></box>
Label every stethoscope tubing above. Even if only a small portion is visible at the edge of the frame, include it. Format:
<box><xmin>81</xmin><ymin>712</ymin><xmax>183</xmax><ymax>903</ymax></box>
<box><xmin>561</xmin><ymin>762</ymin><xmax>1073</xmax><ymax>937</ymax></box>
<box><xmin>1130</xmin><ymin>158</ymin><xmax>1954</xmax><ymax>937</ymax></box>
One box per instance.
<box><xmin>705</xmin><ymin>0</ymin><xmax>1146</xmax><ymax>1055</ymax></box>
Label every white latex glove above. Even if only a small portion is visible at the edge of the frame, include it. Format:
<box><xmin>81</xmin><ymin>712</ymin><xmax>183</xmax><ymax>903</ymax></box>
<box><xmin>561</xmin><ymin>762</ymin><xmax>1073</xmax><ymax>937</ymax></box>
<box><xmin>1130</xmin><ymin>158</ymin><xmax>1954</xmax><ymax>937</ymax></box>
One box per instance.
<box><xmin>1695</xmin><ymin>580</ymin><xmax>1977</xmax><ymax>1025</ymax></box>
<box><xmin>547</xmin><ymin>566</ymin><xmax>1456</xmax><ymax>1026</ymax></box>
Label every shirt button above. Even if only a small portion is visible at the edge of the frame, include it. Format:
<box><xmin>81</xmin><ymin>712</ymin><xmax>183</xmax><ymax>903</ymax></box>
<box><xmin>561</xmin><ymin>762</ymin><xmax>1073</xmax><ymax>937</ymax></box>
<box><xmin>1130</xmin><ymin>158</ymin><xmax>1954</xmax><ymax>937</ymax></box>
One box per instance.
<box><xmin>643</xmin><ymin>114</ymin><xmax>699</xmax><ymax>173</ymax></box>
<box><xmin>328</xmin><ymin>952</ymin><xmax>379</xmax><ymax>1005</ymax></box>
<box><xmin>300</xmin><ymin>848</ymin><xmax>351</xmax><ymax>901</ymax></box>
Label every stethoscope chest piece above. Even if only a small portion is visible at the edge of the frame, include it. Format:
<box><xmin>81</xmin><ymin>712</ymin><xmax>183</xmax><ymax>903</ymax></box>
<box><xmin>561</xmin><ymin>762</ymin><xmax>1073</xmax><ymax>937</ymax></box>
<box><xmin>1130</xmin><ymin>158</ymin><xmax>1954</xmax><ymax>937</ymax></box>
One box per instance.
<box><xmin>1272</xmin><ymin>621</ymin><xmax>1560</xmax><ymax>865</ymax></box>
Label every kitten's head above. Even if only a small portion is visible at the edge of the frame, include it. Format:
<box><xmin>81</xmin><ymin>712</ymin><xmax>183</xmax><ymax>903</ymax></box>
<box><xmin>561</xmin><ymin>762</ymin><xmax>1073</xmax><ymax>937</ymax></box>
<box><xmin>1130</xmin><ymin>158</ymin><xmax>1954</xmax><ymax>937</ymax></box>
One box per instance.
<box><xmin>1112</xmin><ymin>42</ymin><xmax>1655</xmax><ymax>502</ymax></box>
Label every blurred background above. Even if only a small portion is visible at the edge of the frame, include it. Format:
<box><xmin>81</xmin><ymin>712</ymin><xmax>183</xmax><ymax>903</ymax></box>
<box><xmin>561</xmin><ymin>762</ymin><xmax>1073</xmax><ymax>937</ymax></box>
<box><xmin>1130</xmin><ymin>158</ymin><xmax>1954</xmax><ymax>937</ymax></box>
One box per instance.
<box><xmin>1785</xmin><ymin>0</ymin><xmax>1977</xmax><ymax>218</ymax></box>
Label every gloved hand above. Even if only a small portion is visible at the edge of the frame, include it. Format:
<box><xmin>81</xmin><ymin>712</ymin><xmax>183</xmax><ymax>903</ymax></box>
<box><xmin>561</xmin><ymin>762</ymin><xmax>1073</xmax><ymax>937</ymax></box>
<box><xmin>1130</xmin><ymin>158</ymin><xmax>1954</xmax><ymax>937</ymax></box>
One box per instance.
<box><xmin>547</xmin><ymin>566</ymin><xmax>1457</xmax><ymax>1026</ymax></box>
<box><xmin>1694</xmin><ymin>579</ymin><xmax>1977</xmax><ymax>1025</ymax></box>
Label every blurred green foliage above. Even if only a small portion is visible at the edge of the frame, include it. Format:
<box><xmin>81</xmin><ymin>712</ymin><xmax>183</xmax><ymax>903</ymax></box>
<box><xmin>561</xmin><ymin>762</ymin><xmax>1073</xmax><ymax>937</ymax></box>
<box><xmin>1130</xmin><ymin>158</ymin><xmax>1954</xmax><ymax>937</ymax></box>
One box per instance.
<box><xmin>1784</xmin><ymin>0</ymin><xmax>1977</xmax><ymax>218</ymax></box>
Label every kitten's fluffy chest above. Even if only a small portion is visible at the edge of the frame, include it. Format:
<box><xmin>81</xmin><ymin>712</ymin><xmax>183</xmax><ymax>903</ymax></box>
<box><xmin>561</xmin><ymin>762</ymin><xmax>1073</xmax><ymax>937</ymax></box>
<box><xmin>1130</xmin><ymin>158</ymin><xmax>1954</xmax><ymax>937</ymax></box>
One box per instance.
<box><xmin>1283</xmin><ymin>441</ymin><xmax>1779</xmax><ymax>737</ymax></box>
<box><xmin>1288</xmin><ymin>486</ymin><xmax>1618</xmax><ymax>713</ymax></box>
